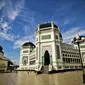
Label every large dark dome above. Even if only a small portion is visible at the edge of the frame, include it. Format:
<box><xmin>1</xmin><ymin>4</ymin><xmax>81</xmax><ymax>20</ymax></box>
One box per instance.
<box><xmin>22</xmin><ymin>42</ymin><xmax>35</xmax><ymax>47</ymax></box>
<box><xmin>38</xmin><ymin>22</ymin><xmax>58</xmax><ymax>29</ymax></box>
<box><xmin>0</xmin><ymin>46</ymin><xmax>3</xmax><ymax>52</ymax></box>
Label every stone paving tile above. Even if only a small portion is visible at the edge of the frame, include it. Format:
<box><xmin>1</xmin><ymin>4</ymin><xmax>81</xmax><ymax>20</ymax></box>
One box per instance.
<box><xmin>0</xmin><ymin>71</ymin><xmax>84</xmax><ymax>85</ymax></box>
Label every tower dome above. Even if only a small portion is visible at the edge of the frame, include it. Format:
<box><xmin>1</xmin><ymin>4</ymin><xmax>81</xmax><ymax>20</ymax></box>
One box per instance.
<box><xmin>22</xmin><ymin>42</ymin><xmax>35</xmax><ymax>47</ymax></box>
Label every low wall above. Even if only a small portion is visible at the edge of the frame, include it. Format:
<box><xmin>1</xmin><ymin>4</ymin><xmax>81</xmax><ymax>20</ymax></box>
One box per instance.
<box><xmin>0</xmin><ymin>59</ymin><xmax>8</xmax><ymax>71</ymax></box>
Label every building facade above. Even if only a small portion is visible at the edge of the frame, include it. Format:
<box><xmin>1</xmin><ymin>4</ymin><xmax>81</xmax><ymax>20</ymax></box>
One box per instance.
<box><xmin>19</xmin><ymin>22</ymin><xmax>82</xmax><ymax>72</ymax></box>
<box><xmin>80</xmin><ymin>39</ymin><xmax>85</xmax><ymax>66</ymax></box>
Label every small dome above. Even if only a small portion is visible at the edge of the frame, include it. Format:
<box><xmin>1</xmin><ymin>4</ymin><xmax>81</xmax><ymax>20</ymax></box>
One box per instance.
<box><xmin>0</xmin><ymin>46</ymin><xmax>3</xmax><ymax>52</ymax></box>
<box><xmin>22</xmin><ymin>42</ymin><xmax>35</xmax><ymax>47</ymax></box>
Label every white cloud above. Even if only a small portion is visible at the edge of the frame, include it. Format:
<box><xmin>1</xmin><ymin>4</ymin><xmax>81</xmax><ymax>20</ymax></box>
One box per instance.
<box><xmin>0</xmin><ymin>0</ymin><xmax>25</xmax><ymax>24</ymax></box>
<box><xmin>23</xmin><ymin>25</ymin><xmax>32</xmax><ymax>35</ymax></box>
<box><xmin>0</xmin><ymin>0</ymin><xmax>25</xmax><ymax>41</ymax></box>
<box><xmin>62</xmin><ymin>26</ymin><xmax>85</xmax><ymax>43</ymax></box>
<box><xmin>63</xmin><ymin>18</ymin><xmax>76</xmax><ymax>26</ymax></box>
<box><xmin>63</xmin><ymin>20</ymin><xmax>69</xmax><ymax>25</ymax></box>
<box><xmin>0</xmin><ymin>22</ymin><xmax>13</xmax><ymax>33</ymax></box>
<box><xmin>7</xmin><ymin>0</ymin><xmax>25</xmax><ymax>21</ymax></box>
<box><xmin>0</xmin><ymin>15</ymin><xmax>4</xmax><ymax>23</ymax></box>
<box><xmin>0</xmin><ymin>30</ymin><xmax>20</xmax><ymax>42</ymax></box>
<box><xmin>0</xmin><ymin>32</ymin><xmax>14</xmax><ymax>41</ymax></box>
<box><xmin>8</xmin><ymin>11</ymin><xmax>19</xmax><ymax>21</ymax></box>
<box><xmin>13</xmin><ymin>35</ymin><xmax>35</xmax><ymax>49</ymax></box>
<box><xmin>19</xmin><ymin>9</ymin><xmax>35</xmax><ymax>24</ymax></box>
<box><xmin>1</xmin><ymin>22</ymin><xmax>8</xmax><ymax>29</ymax></box>
<box><xmin>24</xmin><ymin>25</ymin><xmax>31</xmax><ymax>32</ymax></box>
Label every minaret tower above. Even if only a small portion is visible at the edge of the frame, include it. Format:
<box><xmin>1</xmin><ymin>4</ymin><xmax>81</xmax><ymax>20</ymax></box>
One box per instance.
<box><xmin>35</xmin><ymin>22</ymin><xmax>63</xmax><ymax>72</ymax></box>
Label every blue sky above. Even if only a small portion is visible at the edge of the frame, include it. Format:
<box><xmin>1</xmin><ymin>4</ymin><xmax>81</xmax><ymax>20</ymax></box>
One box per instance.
<box><xmin>0</xmin><ymin>0</ymin><xmax>85</xmax><ymax>64</ymax></box>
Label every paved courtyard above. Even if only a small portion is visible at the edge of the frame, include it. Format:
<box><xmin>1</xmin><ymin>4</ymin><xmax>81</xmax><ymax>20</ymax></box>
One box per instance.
<box><xmin>0</xmin><ymin>71</ymin><xmax>84</xmax><ymax>85</ymax></box>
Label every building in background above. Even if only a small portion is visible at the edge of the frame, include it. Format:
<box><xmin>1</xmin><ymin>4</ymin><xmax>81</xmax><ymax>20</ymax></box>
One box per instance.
<box><xmin>0</xmin><ymin>46</ymin><xmax>8</xmax><ymax>71</ymax></box>
<box><xmin>19</xmin><ymin>22</ymin><xmax>82</xmax><ymax>72</ymax></box>
<box><xmin>0</xmin><ymin>46</ymin><xmax>14</xmax><ymax>72</ymax></box>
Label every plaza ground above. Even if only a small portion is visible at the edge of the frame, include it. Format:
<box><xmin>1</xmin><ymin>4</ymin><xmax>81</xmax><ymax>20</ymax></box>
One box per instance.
<box><xmin>0</xmin><ymin>71</ymin><xmax>85</xmax><ymax>85</ymax></box>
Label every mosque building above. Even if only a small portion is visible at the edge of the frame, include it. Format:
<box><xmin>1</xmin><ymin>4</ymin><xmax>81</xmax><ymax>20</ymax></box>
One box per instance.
<box><xmin>19</xmin><ymin>22</ymin><xmax>84</xmax><ymax>72</ymax></box>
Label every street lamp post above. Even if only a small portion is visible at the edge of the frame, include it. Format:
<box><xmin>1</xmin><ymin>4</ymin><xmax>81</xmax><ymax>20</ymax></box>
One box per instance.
<box><xmin>72</xmin><ymin>36</ymin><xmax>85</xmax><ymax>83</ymax></box>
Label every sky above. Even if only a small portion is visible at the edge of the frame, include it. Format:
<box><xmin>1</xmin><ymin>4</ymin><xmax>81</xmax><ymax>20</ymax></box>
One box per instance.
<box><xmin>0</xmin><ymin>0</ymin><xmax>85</xmax><ymax>64</ymax></box>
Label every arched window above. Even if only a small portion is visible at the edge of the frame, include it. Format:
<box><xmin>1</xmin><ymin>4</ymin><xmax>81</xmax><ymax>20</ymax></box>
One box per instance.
<box><xmin>22</xmin><ymin>56</ymin><xmax>28</xmax><ymax>65</ymax></box>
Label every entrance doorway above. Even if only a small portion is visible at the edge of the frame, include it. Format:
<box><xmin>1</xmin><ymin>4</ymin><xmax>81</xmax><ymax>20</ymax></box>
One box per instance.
<box><xmin>44</xmin><ymin>50</ymin><xmax>50</xmax><ymax>65</ymax></box>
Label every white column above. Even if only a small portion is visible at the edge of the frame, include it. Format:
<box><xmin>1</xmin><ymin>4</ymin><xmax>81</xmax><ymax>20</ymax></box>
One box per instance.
<box><xmin>38</xmin><ymin>24</ymin><xmax>40</xmax><ymax>64</ymax></box>
<box><xmin>51</xmin><ymin>22</ymin><xmax>57</xmax><ymax>70</ymax></box>
<box><xmin>27</xmin><ymin>56</ymin><xmax>29</xmax><ymax>65</ymax></box>
<box><xmin>19</xmin><ymin>47</ymin><xmax>23</xmax><ymax>69</ymax></box>
<box><xmin>36</xmin><ymin>24</ymin><xmax>41</xmax><ymax>71</ymax></box>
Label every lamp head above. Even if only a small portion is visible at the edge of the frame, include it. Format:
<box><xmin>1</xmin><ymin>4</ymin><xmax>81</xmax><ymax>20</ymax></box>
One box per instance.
<box><xmin>81</xmin><ymin>37</ymin><xmax>85</xmax><ymax>40</ymax></box>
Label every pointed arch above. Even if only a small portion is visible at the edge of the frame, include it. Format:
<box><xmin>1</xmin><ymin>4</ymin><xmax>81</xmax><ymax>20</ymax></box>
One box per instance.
<box><xmin>44</xmin><ymin>50</ymin><xmax>50</xmax><ymax>65</ymax></box>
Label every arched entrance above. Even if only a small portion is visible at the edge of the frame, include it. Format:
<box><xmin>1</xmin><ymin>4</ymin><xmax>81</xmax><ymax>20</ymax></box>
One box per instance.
<box><xmin>44</xmin><ymin>50</ymin><xmax>50</xmax><ymax>65</ymax></box>
<box><xmin>23</xmin><ymin>59</ymin><xmax>27</xmax><ymax>65</ymax></box>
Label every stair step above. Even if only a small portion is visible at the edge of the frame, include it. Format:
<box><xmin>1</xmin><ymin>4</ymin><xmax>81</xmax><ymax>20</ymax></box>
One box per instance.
<box><xmin>43</xmin><ymin>65</ymin><xmax>49</xmax><ymax>73</ymax></box>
